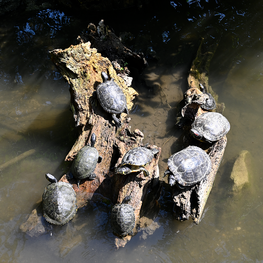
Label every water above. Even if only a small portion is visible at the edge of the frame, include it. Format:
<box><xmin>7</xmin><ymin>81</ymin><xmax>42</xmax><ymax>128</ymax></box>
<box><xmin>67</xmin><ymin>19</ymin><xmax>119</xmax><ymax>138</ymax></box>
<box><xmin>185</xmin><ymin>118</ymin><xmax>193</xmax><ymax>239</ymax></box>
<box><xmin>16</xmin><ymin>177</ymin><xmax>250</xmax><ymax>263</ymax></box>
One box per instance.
<box><xmin>1</xmin><ymin>1</ymin><xmax>263</xmax><ymax>262</ymax></box>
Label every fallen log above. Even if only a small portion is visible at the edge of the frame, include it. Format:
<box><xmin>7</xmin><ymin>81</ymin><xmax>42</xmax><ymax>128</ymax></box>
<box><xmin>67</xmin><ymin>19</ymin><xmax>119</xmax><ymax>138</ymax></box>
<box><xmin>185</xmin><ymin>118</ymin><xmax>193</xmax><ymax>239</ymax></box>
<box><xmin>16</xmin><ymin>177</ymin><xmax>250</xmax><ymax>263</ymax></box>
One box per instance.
<box><xmin>187</xmin><ymin>37</ymin><xmax>225</xmax><ymax>114</ymax></box>
<box><xmin>172</xmin><ymin>37</ymin><xmax>228</xmax><ymax>223</ymax></box>
<box><xmin>172</xmin><ymin>136</ymin><xmax>227</xmax><ymax>223</ymax></box>
<box><xmin>21</xmin><ymin>39</ymin><xmax>161</xmax><ymax>247</ymax></box>
<box><xmin>77</xmin><ymin>19</ymin><xmax>147</xmax><ymax>75</ymax></box>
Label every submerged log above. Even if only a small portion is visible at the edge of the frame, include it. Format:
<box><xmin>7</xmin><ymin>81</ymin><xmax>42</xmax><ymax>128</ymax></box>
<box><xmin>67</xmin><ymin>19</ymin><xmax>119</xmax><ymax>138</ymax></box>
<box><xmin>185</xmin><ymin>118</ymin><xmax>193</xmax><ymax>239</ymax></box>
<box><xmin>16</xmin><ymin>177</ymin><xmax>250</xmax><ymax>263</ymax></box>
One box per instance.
<box><xmin>21</xmin><ymin>40</ymin><xmax>160</xmax><ymax>247</ymax></box>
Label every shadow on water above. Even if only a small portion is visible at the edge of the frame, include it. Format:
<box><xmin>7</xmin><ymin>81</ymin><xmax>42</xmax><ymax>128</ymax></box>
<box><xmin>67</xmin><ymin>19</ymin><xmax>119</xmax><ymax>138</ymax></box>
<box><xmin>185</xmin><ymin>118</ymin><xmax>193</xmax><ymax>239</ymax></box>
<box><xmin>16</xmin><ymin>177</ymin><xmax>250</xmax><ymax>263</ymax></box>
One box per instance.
<box><xmin>1</xmin><ymin>0</ymin><xmax>263</xmax><ymax>262</ymax></box>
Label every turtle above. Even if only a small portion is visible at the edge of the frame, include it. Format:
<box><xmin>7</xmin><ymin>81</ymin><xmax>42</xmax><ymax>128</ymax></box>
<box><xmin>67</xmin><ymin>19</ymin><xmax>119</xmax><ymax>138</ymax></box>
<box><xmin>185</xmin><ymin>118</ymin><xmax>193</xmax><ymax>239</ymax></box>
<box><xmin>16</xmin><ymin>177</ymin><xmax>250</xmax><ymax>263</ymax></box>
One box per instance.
<box><xmin>178</xmin><ymin>84</ymin><xmax>216</xmax><ymax>127</ymax></box>
<box><xmin>42</xmin><ymin>173</ymin><xmax>77</xmax><ymax>225</ymax></box>
<box><xmin>111</xmin><ymin>196</ymin><xmax>135</xmax><ymax>237</ymax></box>
<box><xmin>198</xmin><ymin>83</ymin><xmax>216</xmax><ymax>111</ymax></box>
<box><xmin>115</xmin><ymin>146</ymin><xmax>159</xmax><ymax>177</ymax></box>
<box><xmin>164</xmin><ymin>145</ymin><xmax>212</xmax><ymax>189</ymax></box>
<box><xmin>184</xmin><ymin>84</ymin><xmax>216</xmax><ymax>111</ymax></box>
<box><xmin>191</xmin><ymin>112</ymin><xmax>230</xmax><ymax>143</ymax></box>
<box><xmin>70</xmin><ymin>133</ymin><xmax>102</xmax><ymax>187</ymax></box>
<box><xmin>96</xmin><ymin>71</ymin><xmax>129</xmax><ymax>126</ymax></box>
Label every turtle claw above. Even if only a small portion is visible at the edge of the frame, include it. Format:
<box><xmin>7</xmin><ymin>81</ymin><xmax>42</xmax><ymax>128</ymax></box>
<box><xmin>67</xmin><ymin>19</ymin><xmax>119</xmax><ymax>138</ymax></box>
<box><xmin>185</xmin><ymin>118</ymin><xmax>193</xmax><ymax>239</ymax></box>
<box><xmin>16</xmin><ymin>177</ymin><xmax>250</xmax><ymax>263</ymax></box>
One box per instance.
<box><xmin>112</xmin><ymin>114</ymin><xmax>121</xmax><ymax>126</ymax></box>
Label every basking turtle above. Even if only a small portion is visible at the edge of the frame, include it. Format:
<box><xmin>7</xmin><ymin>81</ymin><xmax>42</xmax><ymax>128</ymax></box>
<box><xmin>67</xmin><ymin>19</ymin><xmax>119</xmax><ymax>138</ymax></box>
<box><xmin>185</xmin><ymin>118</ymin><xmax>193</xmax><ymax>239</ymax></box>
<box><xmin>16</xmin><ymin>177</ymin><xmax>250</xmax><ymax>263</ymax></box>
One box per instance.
<box><xmin>111</xmin><ymin>196</ymin><xmax>135</xmax><ymax>237</ymax></box>
<box><xmin>191</xmin><ymin>112</ymin><xmax>230</xmax><ymax>143</ymax></box>
<box><xmin>42</xmin><ymin>173</ymin><xmax>77</xmax><ymax>225</ymax></box>
<box><xmin>96</xmin><ymin>72</ymin><xmax>129</xmax><ymax>126</ymax></box>
<box><xmin>164</xmin><ymin>146</ymin><xmax>211</xmax><ymax>188</ymax></box>
<box><xmin>184</xmin><ymin>84</ymin><xmax>216</xmax><ymax>111</ymax></box>
<box><xmin>71</xmin><ymin>133</ymin><xmax>102</xmax><ymax>187</ymax></box>
<box><xmin>115</xmin><ymin>146</ymin><xmax>159</xmax><ymax>177</ymax></box>
<box><xmin>198</xmin><ymin>83</ymin><xmax>216</xmax><ymax>111</ymax></box>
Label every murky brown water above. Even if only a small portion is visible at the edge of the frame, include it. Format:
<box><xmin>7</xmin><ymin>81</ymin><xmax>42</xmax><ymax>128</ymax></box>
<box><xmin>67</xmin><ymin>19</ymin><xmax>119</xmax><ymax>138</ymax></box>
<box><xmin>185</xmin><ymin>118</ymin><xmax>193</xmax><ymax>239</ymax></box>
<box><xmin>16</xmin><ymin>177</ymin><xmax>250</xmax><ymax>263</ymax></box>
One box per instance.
<box><xmin>1</xmin><ymin>2</ymin><xmax>263</xmax><ymax>262</ymax></box>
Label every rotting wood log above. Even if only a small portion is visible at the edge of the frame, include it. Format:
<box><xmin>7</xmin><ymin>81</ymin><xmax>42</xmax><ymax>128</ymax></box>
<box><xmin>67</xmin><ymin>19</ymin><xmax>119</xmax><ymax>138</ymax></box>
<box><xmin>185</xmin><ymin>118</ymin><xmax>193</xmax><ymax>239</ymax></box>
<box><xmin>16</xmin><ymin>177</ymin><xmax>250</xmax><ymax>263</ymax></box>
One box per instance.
<box><xmin>77</xmin><ymin>19</ymin><xmax>147</xmax><ymax>75</ymax></box>
<box><xmin>21</xmin><ymin>40</ymin><xmax>161</xmax><ymax>247</ymax></box>
<box><xmin>172</xmin><ymin>136</ymin><xmax>227</xmax><ymax>223</ymax></box>
<box><xmin>187</xmin><ymin>37</ymin><xmax>225</xmax><ymax>114</ymax></box>
<box><xmin>172</xmin><ymin>37</ymin><xmax>228</xmax><ymax>223</ymax></box>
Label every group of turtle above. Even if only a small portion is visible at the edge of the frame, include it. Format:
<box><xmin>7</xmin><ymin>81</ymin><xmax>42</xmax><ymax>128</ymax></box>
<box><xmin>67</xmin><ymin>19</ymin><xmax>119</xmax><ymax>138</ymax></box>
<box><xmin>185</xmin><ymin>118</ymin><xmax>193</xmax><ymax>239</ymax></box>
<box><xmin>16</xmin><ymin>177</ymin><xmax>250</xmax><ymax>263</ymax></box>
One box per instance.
<box><xmin>165</xmin><ymin>85</ymin><xmax>230</xmax><ymax>189</ymax></box>
<box><xmin>41</xmin><ymin>72</ymin><xmax>231</xmax><ymax>238</ymax></box>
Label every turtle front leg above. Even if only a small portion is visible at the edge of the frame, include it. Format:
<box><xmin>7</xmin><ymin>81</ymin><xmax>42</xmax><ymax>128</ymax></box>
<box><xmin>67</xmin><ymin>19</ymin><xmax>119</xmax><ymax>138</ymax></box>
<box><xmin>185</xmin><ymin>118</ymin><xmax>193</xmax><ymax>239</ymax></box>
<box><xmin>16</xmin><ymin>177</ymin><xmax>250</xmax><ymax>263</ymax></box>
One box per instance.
<box><xmin>89</xmin><ymin>173</ymin><xmax>96</xmax><ymax>180</ymax></box>
<box><xmin>139</xmin><ymin>167</ymin><xmax>149</xmax><ymax>177</ymax></box>
<box><xmin>112</xmin><ymin>114</ymin><xmax>121</xmax><ymax>126</ymax></box>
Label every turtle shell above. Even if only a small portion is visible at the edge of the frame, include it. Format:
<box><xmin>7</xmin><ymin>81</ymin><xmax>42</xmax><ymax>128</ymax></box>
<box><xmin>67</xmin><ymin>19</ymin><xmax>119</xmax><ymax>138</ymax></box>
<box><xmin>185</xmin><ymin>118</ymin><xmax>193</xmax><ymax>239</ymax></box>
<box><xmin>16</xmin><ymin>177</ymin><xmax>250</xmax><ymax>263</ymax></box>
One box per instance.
<box><xmin>97</xmin><ymin>77</ymin><xmax>127</xmax><ymax>114</ymax></box>
<box><xmin>191</xmin><ymin>112</ymin><xmax>230</xmax><ymax>143</ymax></box>
<box><xmin>167</xmin><ymin>145</ymin><xmax>211</xmax><ymax>187</ymax></box>
<box><xmin>200</xmin><ymin>93</ymin><xmax>216</xmax><ymax>110</ymax></box>
<box><xmin>111</xmin><ymin>203</ymin><xmax>135</xmax><ymax>237</ymax></box>
<box><xmin>42</xmin><ymin>182</ymin><xmax>77</xmax><ymax>225</ymax></box>
<box><xmin>71</xmin><ymin>145</ymin><xmax>99</xmax><ymax>180</ymax></box>
<box><xmin>121</xmin><ymin>147</ymin><xmax>156</xmax><ymax>167</ymax></box>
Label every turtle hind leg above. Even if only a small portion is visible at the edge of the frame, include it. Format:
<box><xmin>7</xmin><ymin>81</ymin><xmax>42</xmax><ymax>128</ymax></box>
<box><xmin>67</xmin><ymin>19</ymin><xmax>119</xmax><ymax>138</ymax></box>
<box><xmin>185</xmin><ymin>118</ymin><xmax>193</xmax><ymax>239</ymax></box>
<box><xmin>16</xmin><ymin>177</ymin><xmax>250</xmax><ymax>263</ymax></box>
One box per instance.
<box><xmin>164</xmin><ymin>170</ymin><xmax>170</xmax><ymax>177</ymax></box>
<box><xmin>112</xmin><ymin>114</ymin><xmax>121</xmax><ymax>126</ymax></box>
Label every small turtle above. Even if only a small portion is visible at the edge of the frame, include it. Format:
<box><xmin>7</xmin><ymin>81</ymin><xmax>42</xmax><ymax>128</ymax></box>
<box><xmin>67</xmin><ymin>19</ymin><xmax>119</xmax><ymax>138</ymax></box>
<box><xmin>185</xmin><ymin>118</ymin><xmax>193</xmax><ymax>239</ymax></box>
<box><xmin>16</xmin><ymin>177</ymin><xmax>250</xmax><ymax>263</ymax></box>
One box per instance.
<box><xmin>115</xmin><ymin>146</ymin><xmax>159</xmax><ymax>177</ymax></box>
<box><xmin>42</xmin><ymin>173</ymin><xmax>77</xmax><ymax>225</ymax></box>
<box><xmin>164</xmin><ymin>146</ymin><xmax>211</xmax><ymax>188</ymax></box>
<box><xmin>71</xmin><ymin>133</ymin><xmax>102</xmax><ymax>187</ymax></box>
<box><xmin>111</xmin><ymin>196</ymin><xmax>135</xmax><ymax>237</ymax></box>
<box><xmin>96</xmin><ymin>72</ymin><xmax>129</xmax><ymax>126</ymax></box>
<box><xmin>184</xmin><ymin>84</ymin><xmax>216</xmax><ymax>111</ymax></box>
<box><xmin>198</xmin><ymin>83</ymin><xmax>216</xmax><ymax>111</ymax></box>
<box><xmin>191</xmin><ymin>112</ymin><xmax>230</xmax><ymax>143</ymax></box>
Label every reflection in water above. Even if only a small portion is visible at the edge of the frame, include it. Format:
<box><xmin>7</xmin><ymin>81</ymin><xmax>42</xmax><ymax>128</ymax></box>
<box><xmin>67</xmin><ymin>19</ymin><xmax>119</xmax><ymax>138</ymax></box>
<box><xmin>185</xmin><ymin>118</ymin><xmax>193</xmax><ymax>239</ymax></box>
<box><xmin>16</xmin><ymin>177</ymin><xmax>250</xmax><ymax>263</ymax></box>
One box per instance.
<box><xmin>1</xmin><ymin>1</ymin><xmax>263</xmax><ymax>262</ymax></box>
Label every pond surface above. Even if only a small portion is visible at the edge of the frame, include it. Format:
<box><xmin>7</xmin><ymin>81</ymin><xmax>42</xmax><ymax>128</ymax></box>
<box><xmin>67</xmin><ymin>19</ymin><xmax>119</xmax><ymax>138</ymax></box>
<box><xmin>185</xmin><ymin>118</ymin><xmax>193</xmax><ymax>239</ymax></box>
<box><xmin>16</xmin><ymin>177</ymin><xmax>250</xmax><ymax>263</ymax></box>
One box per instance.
<box><xmin>1</xmin><ymin>1</ymin><xmax>263</xmax><ymax>262</ymax></box>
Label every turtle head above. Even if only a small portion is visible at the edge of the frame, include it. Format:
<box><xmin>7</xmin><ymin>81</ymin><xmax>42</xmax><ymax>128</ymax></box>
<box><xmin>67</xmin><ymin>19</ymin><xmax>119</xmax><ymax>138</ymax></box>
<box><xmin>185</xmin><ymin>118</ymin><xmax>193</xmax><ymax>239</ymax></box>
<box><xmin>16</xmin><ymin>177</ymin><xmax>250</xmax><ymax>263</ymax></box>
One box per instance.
<box><xmin>90</xmin><ymin>133</ymin><xmax>96</xmax><ymax>147</ymax></box>
<box><xmin>199</xmin><ymin>83</ymin><xmax>206</xmax><ymax>92</ymax></box>
<box><xmin>122</xmin><ymin>196</ymin><xmax>132</xmax><ymax>204</ymax></box>
<box><xmin>190</xmin><ymin>128</ymin><xmax>203</xmax><ymax>141</ymax></box>
<box><xmin>115</xmin><ymin>166</ymin><xmax>132</xmax><ymax>175</ymax></box>
<box><xmin>45</xmin><ymin>173</ymin><xmax>57</xmax><ymax>184</ymax></box>
<box><xmin>168</xmin><ymin>174</ymin><xmax>176</xmax><ymax>187</ymax></box>
<box><xmin>101</xmin><ymin>72</ymin><xmax>109</xmax><ymax>82</ymax></box>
